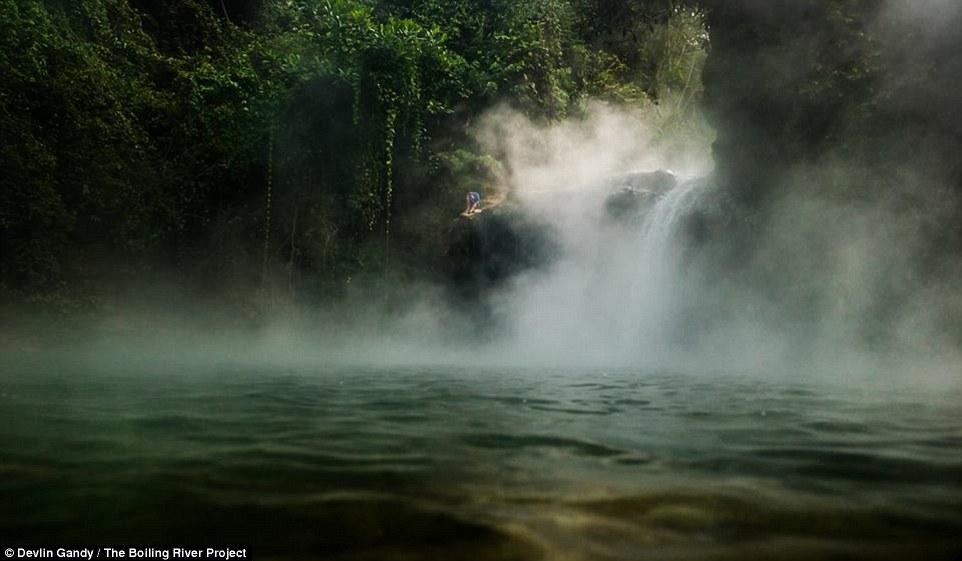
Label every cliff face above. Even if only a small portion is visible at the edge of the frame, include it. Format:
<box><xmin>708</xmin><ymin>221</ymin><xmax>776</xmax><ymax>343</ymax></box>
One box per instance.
<box><xmin>446</xmin><ymin>207</ymin><xmax>556</xmax><ymax>298</ymax></box>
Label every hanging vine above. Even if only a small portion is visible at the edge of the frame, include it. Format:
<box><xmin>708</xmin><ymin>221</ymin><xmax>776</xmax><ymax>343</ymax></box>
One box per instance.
<box><xmin>261</xmin><ymin>125</ymin><xmax>274</xmax><ymax>294</ymax></box>
<box><xmin>351</xmin><ymin>20</ymin><xmax>429</xmax><ymax>281</ymax></box>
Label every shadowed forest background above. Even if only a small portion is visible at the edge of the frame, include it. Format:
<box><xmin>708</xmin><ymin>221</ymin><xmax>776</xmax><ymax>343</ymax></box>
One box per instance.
<box><xmin>2</xmin><ymin>0</ymin><xmax>961</xmax><ymax>346</ymax></box>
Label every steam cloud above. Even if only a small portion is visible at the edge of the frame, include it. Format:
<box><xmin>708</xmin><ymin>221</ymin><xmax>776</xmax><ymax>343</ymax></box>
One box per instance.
<box><xmin>467</xmin><ymin>96</ymin><xmax>960</xmax><ymax>385</ymax></box>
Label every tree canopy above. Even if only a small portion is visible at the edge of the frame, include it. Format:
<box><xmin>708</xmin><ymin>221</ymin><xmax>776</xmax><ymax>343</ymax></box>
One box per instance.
<box><xmin>1</xmin><ymin>0</ymin><xmax>707</xmax><ymax>307</ymax></box>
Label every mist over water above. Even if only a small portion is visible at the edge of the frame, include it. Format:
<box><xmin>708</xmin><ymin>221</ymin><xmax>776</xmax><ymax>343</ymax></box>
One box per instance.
<box><xmin>471</xmin><ymin>103</ymin><xmax>712</xmax><ymax>368</ymax></box>
<box><xmin>453</xmin><ymin>102</ymin><xmax>957</xmax><ymax>386</ymax></box>
<box><xmin>0</xmin><ymin>0</ymin><xmax>958</xmax><ymax>382</ymax></box>
<box><xmin>9</xmin><ymin>98</ymin><xmax>956</xmax><ymax>389</ymax></box>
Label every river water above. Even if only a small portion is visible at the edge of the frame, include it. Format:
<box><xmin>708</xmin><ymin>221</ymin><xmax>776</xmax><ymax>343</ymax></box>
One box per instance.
<box><xmin>1</xmin><ymin>356</ymin><xmax>960</xmax><ymax>560</ymax></box>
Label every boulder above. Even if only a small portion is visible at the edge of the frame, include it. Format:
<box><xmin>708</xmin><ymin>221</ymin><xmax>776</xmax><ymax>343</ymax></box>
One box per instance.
<box><xmin>602</xmin><ymin>170</ymin><xmax>678</xmax><ymax>222</ymax></box>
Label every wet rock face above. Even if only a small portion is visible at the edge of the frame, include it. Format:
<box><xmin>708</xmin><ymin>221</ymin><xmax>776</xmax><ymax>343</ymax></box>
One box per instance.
<box><xmin>603</xmin><ymin>187</ymin><xmax>651</xmax><ymax>221</ymax></box>
<box><xmin>602</xmin><ymin>170</ymin><xmax>678</xmax><ymax>223</ymax></box>
<box><xmin>445</xmin><ymin>207</ymin><xmax>557</xmax><ymax>298</ymax></box>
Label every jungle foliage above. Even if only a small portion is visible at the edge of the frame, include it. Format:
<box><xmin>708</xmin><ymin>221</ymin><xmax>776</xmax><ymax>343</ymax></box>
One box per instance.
<box><xmin>0</xmin><ymin>0</ymin><xmax>707</xmax><ymax>307</ymax></box>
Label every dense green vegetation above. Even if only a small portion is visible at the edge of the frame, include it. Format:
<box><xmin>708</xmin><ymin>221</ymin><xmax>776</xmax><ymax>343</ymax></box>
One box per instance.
<box><xmin>4</xmin><ymin>0</ymin><xmax>960</xmax><ymax>339</ymax></box>
<box><xmin>0</xmin><ymin>0</ymin><xmax>707</xmax><ymax>311</ymax></box>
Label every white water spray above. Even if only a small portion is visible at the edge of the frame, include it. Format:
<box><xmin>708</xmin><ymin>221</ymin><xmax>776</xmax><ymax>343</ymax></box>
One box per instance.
<box><xmin>640</xmin><ymin>178</ymin><xmax>705</xmax><ymax>257</ymax></box>
<box><xmin>621</xmin><ymin>177</ymin><xmax>708</xmax><ymax>347</ymax></box>
<box><xmin>500</xmin><ymin>173</ymin><xmax>711</xmax><ymax>366</ymax></box>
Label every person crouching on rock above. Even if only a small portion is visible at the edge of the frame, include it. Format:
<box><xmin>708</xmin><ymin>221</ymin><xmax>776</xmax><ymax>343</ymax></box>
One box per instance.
<box><xmin>465</xmin><ymin>190</ymin><xmax>481</xmax><ymax>214</ymax></box>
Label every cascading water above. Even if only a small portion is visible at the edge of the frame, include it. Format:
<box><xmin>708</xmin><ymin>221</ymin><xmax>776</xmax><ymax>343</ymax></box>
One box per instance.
<box><xmin>504</xmin><ymin>172</ymin><xmax>711</xmax><ymax>365</ymax></box>
<box><xmin>639</xmin><ymin>177</ymin><xmax>705</xmax><ymax>258</ymax></box>
<box><xmin>620</xmin><ymin>176</ymin><xmax>707</xmax><ymax>351</ymax></box>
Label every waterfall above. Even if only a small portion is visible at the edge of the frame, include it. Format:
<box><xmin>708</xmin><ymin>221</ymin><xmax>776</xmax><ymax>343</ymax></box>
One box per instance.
<box><xmin>504</xmin><ymin>172</ymin><xmax>711</xmax><ymax>364</ymax></box>
<box><xmin>620</xmin><ymin>177</ymin><xmax>707</xmax><ymax>350</ymax></box>
<box><xmin>640</xmin><ymin>178</ymin><xmax>705</xmax><ymax>256</ymax></box>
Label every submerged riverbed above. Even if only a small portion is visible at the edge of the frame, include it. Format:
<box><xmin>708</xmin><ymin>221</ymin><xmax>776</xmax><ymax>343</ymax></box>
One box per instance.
<box><xmin>1</xmin><ymin>357</ymin><xmax>960</xmax><ymax>560</ymax></box>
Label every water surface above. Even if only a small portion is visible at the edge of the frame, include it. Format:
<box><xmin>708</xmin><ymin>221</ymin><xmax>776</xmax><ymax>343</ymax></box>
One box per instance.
<box><xmin>2</xmin><ymin>359</ymin><xmax>960</xmax><ymax>560</ymax></box>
